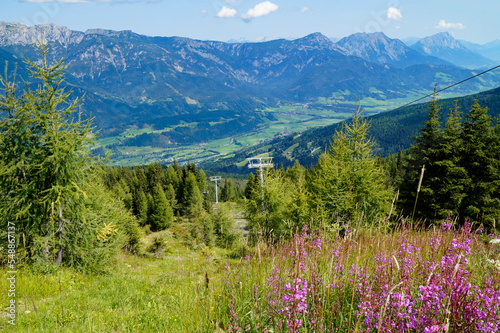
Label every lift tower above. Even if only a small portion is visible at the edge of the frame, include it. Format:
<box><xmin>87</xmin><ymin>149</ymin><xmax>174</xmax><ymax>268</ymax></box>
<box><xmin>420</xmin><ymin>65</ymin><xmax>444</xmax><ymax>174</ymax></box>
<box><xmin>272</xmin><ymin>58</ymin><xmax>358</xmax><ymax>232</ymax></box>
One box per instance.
<box><xmin>247</xmin><ymin>157</ymin><xmax>274</xmax><ymax>211</ymax></box>
<box><xmin>209</xmin><ymin>176</ymin><xmax>222</xmax><ymax>204</ymax></box>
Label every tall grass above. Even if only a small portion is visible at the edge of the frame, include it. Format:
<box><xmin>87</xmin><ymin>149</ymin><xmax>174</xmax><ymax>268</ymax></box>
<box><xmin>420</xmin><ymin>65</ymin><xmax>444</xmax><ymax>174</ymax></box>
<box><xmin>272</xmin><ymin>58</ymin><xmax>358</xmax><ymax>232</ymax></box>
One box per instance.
<box><xmin>1</xmin><ymin>220</ymin><xmax>499</xmax><ymax>332</ymax></box>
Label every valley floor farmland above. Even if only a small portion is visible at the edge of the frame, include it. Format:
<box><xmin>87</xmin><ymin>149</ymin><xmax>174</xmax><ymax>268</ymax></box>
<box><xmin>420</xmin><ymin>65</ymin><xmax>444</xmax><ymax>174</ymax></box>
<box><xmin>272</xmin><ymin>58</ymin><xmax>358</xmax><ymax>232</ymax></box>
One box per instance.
<box><xmin>96</xmin><ymin>88</ymin><xmax>479</xmax><ymax>167</ymax></box>
<box><xmin>1</xmin><ymin>216</ymin><xmax>499</xmax><ymax>332</ymax></box>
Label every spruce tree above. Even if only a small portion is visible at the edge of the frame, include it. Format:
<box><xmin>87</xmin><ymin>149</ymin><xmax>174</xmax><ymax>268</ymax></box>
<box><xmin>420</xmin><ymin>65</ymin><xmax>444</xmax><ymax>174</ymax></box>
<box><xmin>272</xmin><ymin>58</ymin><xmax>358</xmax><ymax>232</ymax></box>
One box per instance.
<box><xmin>433</xmin><ymin>101</ymin><xmax>467</xmax><ymax>217</ymax></box>
<box><xmin>150</xmin><ymin>184</ymin><xmax>173</xmax><ymax>230</ymax></box>
<box><xmin>459</xmin><ymin>100</ymin><xmax>499</xmax><ymax>224</ymax></box>
<box><xmin>165</xmin><ymin>183</ymin><xmax>177</xmax><ymax>212</ymax></box>
<box><xmin>400</xmin><ymin>91</ymin><xmax>443</xmax><ymax>218</ymax></box>
<box><xmin>135</xmin><ymin>189</ymin><xmax>149</xmax><ymax>226</ymax></box>
<box><xmin>183</xmin><ymin>172</ymin><xmax>203</xmax><ymax>217</ymax></box>
<box><xmin>221</xmin><ymin>179</ymin><xmax>236</xmax><ymax>202</ymax></box>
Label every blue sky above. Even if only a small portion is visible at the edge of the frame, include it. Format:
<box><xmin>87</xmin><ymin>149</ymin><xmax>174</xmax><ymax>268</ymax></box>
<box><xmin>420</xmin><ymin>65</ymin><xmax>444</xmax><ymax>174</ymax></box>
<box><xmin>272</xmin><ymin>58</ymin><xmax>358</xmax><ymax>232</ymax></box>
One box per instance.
<box><xmin>2</xmin><ymin>0</ymin><xmax>499</xmax><ymax>44</ymax></box>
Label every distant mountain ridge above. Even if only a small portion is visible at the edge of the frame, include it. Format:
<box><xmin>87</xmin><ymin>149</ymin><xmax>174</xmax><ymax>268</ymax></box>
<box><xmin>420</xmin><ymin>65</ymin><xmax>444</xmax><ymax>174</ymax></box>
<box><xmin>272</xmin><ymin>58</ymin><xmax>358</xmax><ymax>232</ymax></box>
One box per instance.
<box><xmin>410</xmin><ymin>32</ymin><xmax>496</xmax><ymax>69</ymax></box>
<box><xmin>459</xmin><ymin>39</ymin><xmax>500</xmax><ymax>62</ymax></box>
<box><xmin>336</xmin><ymin>32</ymin><xmax>452</xmax><ymax>68</ymax></box>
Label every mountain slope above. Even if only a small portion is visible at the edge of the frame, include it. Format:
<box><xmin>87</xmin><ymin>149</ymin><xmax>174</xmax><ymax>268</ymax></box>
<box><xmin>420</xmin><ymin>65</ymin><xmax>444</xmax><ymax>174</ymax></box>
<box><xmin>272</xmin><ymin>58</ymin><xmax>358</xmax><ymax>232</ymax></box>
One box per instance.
<box><xmin>336</xmin><ymin>32</ymin><xmax>451</xmax><ymax>68</ymax></box>
<box><xmin>410</xmin><ymin>32</ymin><xmax>496</xmax><ymax>69</ymax></box>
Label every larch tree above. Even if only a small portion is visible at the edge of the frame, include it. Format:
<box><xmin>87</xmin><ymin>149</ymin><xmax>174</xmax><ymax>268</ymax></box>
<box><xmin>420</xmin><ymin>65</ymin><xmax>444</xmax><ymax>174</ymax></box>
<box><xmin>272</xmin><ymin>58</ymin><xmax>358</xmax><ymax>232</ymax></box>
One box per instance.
<box><xmin>0</xmin><ymin>39</ymin><xmax>140</xmax><ymax>270</ymax></box>
<box><xmin>308</xmin><ymin>104</ymin><xmax>394</xmax><ymax>226</ymax></box>
<box><xmin>0</xmin><ymin>40</ymin><xmax>94</xmax><ymax>264</ymax></box>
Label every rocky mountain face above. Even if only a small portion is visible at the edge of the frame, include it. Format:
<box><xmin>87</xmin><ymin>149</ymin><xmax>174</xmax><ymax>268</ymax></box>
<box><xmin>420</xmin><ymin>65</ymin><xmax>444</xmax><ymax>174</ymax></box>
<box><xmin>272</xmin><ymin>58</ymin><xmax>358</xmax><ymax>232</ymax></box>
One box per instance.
<box><xmin>336</xmin><ymin>32</ymin><xmax>451</xmax><ymax>68</ymax></box>
<box><xmin>410</xmin><ymin>32</ymin><xmax>496</xmax><ymax>69</ymax></box>
<box><xmin>0</xmin><ymin>22</ymin><xmax>83</xmax><ymax>46</ymax></box>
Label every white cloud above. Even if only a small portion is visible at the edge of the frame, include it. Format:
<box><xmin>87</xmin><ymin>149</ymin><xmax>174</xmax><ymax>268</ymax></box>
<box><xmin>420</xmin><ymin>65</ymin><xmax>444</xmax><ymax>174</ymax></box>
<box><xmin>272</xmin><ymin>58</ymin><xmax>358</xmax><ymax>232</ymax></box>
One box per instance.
<box><xmin>387</xmin><ymin>7</ymin><xmax>402</xmax><ymax>20</ymax></box>
<box><xmin>216</xmin><ymin>6</ymin><xmax>237</xmax><ymax>18</ymax></box>
<box><xmin>242</xmin><ymin>1</ymin><xmax>278</xmax><ymax>19</ymax></box>
<box><xmin>435</xmin><ymin>20</ymin><xmax>465</xmax><ymax>30</ymax></box>
<box><xmin>300</xmin><ymin>7</ymin><xmax>309</xmax><ymax>13</ymax></box>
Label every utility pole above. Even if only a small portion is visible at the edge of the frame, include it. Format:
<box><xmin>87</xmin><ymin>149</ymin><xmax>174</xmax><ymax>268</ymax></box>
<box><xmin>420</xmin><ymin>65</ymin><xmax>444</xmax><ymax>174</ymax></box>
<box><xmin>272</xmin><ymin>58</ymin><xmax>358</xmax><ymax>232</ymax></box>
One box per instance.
<box><xmin>247</xmin><ymin>157</ymin><xmax>274</xmax><ymax>211</ymax></box>
<box><xmin>210</xmin><ymin>176</ymin><xmax>222</xmax><ymax>204</ymax></box>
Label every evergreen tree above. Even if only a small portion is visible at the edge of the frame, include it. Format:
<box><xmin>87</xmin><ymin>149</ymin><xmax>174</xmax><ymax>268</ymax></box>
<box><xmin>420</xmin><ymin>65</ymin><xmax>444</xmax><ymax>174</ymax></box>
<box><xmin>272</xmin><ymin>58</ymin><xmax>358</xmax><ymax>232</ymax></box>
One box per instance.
<box><xmin>244</xmin><ymin>173</ymin><xmax>257</xmax><ymax>199</ymax></box>
<box><xmin>459</xmin><ymin>100</ymin><xmax>499</xmax><ymax>224</ymax></box>
<box><xmin>165</xmin><ymin>183</ymin><xmax>177</xmax><ymax>212</ymax></box>
<box><xmin>150</xmin><ymin>184</ymin><xmax>173</xmax><ymax>230</ymax></box>
<box><xmin>183</xmin><ymin>172</ymin><xmax>203</xmax><ymax>217</ymax></box>
<box><xmin>433</xmin><ymin>101</ymin><xmax>467</xmax><ymax>217</ymax></box>
<box><xmin>400</xmin><ymin>91</ymin><xmax>443</xmax><ymax>218</ymax></box>
<box><xmin>308</xmin><ymin>105</ymin><xmax>393</xmax><ymax>225</ymax></box>
<box><xmin>135</xmin><ymin>189</ymin><xmax>149</xmax><ymax>226</ymax></box>
<box><xmin>146</xmin><ymin>162</ymin><xmax>165</xmax><ymax>192</ymax></box>
<box><xmin>135</xmin><ymin>167</ymin><xmax>147</xmax><ymax>191</ymax></box>
<box><xmin>221</xmin><ymin>179</ymin><xmax>236</xmax><ymax>202</ymax></box>
<box><xmin>197</xmin><ymin>169</ymin><xmax>207</xmax><ymax>193</ymax></box>
<box><xmin>165</xmin><ymin>165</ymin><xmax>179</xmax><ymax>192</ymax></box>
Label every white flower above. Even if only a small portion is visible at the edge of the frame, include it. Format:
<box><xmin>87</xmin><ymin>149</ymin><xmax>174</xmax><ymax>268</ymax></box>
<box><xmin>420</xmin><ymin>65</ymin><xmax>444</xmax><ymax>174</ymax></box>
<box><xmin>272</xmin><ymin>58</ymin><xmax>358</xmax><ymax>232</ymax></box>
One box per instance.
<box><xmin>487</xmin><ymin>259</ymin><xmax>500</xmax><ymax>270</ymax></box>
<box><xmin>490</xmin><ymin>239</ymin><xmax>500</xmax><ymax>244</ymax></box>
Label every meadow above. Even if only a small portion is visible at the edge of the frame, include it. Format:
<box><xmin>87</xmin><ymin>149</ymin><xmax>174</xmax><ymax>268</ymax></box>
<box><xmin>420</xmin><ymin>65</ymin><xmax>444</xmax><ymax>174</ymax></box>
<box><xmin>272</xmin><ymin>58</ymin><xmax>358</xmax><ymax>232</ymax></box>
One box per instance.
<box><xmin>1</xmin><ymin>217</ymin><xmax>499</xmax><ymax>332</ymax></box>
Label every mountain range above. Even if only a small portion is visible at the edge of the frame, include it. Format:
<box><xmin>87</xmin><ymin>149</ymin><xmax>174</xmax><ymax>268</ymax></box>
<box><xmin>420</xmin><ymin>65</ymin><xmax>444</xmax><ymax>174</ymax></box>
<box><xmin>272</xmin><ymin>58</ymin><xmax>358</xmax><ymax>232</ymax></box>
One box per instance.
<box><xmin>0</xmin><ymin>21</ymin><xmax>499</xmax><ymax>165</ymax></box>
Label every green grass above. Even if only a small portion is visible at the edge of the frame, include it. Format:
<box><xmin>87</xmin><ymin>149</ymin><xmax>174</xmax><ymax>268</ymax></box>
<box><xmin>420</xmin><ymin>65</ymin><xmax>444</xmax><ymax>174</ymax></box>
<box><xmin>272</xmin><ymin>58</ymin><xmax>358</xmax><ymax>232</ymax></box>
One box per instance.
<box><xmin>3</xmin><ymin>220</ymin><xmax>497</xmax><ymax>332</ymax></box>
<box><xmin>0</xmin><ymin>229</ymin><xmax>238</xmax><ymax>332</ymax></box>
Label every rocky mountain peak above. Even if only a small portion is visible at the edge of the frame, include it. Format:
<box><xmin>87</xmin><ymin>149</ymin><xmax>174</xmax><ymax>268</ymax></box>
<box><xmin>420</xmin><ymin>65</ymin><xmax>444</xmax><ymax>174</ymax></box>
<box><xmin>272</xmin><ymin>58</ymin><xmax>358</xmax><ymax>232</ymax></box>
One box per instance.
<box><xmin>0</xmin><ymin>21</ymin><xmax>83</xmax><ymax>46</ymax></box>
<box><xmin>414</xmin><ymin>32</ymin><xmax>465</xmax><ymax>51</ymax></box>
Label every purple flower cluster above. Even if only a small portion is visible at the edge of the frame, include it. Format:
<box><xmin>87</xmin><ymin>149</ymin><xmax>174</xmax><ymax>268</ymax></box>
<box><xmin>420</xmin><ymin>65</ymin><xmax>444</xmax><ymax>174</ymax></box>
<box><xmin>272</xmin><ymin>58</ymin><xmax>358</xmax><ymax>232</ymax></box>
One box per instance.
<box><xmin>356</xmin><ymin>220</ymin><xmax>500</xmax><ymax>332</ymax></box>
<box><xmin>224</xmin><ymin>220</ymin><xmax>500</xmax><ymax>332</ymax></box>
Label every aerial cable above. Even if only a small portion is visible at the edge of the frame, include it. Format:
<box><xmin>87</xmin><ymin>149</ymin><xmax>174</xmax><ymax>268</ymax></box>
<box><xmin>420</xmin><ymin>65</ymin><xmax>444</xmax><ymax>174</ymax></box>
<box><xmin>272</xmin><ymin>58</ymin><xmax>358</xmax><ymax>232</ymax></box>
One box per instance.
<box><xmin>387</xmin><ymin>64</ymin><xmax>500</xmax><ymax>113</ymax></box>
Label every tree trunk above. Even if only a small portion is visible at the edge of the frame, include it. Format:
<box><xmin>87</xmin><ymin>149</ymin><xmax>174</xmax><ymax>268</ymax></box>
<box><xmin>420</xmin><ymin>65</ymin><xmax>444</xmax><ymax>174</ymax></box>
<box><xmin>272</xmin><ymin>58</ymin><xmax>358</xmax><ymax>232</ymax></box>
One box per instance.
<box><xmin>55</xmin><ymin>204</ymin><xmax>63</xmax><ymax>265</ymax></box>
